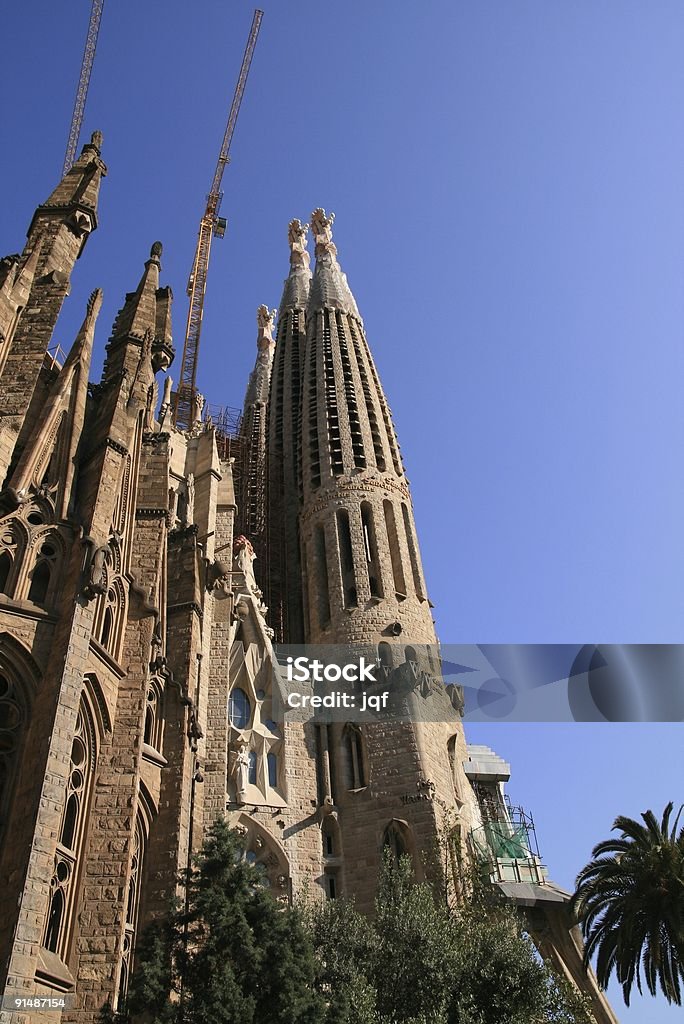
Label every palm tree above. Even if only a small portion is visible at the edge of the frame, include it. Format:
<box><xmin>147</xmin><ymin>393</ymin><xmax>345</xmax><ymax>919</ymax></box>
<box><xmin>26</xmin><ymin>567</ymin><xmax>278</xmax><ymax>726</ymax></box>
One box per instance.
<box><xmin>571</xmin><ymin>802</ymin><xmax>684</xmax><ymax>1006</ymax></box>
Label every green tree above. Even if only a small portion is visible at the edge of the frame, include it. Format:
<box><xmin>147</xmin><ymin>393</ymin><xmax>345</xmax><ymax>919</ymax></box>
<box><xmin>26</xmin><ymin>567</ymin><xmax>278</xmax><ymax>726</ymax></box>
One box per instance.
<box><xmin>308</xmin><ymin>851</ymin><xmax>593</xmax><ymax>1024</ymax></box>
<box><xmin>571</xmin><ymin>802</ymin><xmax>684</xmax><ymax>1007</ymax></box>
<box><xmin>126</xmin><ymin>819</ymin><xmax>324</xmax><ymax>1024</ymax></box>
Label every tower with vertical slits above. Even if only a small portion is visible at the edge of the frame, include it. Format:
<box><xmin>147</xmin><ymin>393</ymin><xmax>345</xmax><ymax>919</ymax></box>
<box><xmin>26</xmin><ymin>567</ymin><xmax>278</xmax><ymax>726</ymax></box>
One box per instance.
<box><xmin>290</xmin><ymin>209</ymin><xmax>478</xmax><ymax>908</ymax></box>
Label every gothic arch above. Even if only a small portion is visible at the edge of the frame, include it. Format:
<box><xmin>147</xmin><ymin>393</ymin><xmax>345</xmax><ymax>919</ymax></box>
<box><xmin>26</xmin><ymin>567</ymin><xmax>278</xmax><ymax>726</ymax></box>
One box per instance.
<box><xmin>342</xmin><ymin>722</ymin><xmax>369</xmax><ymax>790</ymax></box>
<box><xmin>0</xmin><ymin>632</ymin><xmax>40</xmax><ymax>850</ymax></box>
<box><xmin>24</xmin><ymin>527</ymin><xmax>65</xmax><ymax>608</ymax></box>
<box><xmin>234</xmin><ymin>813</ymin><xmax>290</xmax><ymax>901</ymax></box>
<box><xmin>382</xmin><ymin>818</ymin><xmax>419</xmax><ymax>874</ymax></box>
<box><xmin>0</xmin><ymin>519</ymin><xmax>28</xmax><ymax>598</ymax></box>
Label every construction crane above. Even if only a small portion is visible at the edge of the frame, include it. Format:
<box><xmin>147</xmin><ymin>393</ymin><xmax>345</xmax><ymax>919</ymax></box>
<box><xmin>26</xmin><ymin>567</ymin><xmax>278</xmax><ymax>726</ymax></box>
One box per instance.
<box><xmin>173</xmin><ymin>9</ymin><xmax>264</xmax><ymax>431</ymax></box>
<box><xmin>63</xmin><ymin>0</ymin><xmax>105</xmax><ymax>176</ymax></box>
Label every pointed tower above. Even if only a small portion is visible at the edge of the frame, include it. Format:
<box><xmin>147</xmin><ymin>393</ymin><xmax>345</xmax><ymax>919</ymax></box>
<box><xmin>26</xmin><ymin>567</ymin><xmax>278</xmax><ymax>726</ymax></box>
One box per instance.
<box><xmin>266</xmin><ymin>219</ymin><xmax>311</xmax><ymax>642</ymax></box>
<box><xmin>237</xmin><ymin>305</ymin><xmax>276</xmax><ymax>548</ymax></box>
<box><xmin>0</xmin><ymin>132</ymin><xmax>106</xmax><ymax>485</ymax></box>
<box><xmin>297</xmin><ymin>209</ymin><xmax>478</xmax><ymax>907</ymax></box>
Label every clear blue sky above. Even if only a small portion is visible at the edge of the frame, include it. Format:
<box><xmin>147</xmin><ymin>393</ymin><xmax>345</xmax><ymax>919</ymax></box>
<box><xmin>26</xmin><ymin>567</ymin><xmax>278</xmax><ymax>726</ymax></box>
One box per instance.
<box><xmin>3</xmin><ymin>2</ymin><xmax>684</xmax><ymax>1020</ymax></box>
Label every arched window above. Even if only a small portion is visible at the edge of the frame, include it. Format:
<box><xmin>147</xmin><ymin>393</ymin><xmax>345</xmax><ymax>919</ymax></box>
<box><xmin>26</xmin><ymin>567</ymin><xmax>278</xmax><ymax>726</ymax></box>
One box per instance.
<box><xmin>267</xmin><ymin>751</ymin><xmax>278</xmax><ymax>788</ymax></box>
<box><xmin>0</xmin><ymin>670</ymin><xmax>29</xmax><ymax>845</ymax></box>
<box><xmin>143</xmin><ymin>678</ymin><xmax>164</xmax><ymax>752</ymax></box>
<box><xmin>28</xmin><ymin>559</ymin><xmax>51</xmax><ymax>605</ymax></box>
<box><xmin>0</xmin><ymin>551</ymin><xmax>11</xmax><ymax>595</ymax></box>
<box><xmin>401</xmin><ymin>504</ymin><xmax>426</xmax><ymax>601</ymax></box>
<box><xmin>345</xmin><ymin>724</ymin><xmax>368</xmax><ymax>789</ymax></box>
<box><xmin>118</xmin><ymin>813</ymin><xmax>147</xmax><ymax>1011</ymax></box>
<box><xmin>44</xmin><ymin>697</ymin><xmax>97</xmax><ymax>959</ymax></box>
<box><xmin>360</xmin><ymin>502</ymin><xmax>383</xmax><ymax>599</ymax></box>
<box><xmin>28</xmin><ymin>538</ymin><xmax>60</xmax><ymax>606</ymax></box>
<box><xmin>383</xmin><ymin>821</ymin><xmax>412</xmax><ymax>868</ymax></box>
<box><xmin>336</xmin><ymin>509</ymin><xmax>357</xmax><ymax>609</ymax></box>
<box><xmin>229</xmin><ymin>688</ymin><xmax>251</xmax><ymax>730</ymax></box>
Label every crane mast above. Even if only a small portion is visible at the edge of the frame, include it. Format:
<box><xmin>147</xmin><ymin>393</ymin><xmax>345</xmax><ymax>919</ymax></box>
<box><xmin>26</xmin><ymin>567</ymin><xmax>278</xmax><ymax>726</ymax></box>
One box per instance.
<box><xmin>63</xmin><ymin>0</ymin><xmax>105</xmax><ymax>176</ymax></box>
<box><xmin>173</xmin><ymin>9</ymin><xmax>264</xmax><ymax>431</ymax></box>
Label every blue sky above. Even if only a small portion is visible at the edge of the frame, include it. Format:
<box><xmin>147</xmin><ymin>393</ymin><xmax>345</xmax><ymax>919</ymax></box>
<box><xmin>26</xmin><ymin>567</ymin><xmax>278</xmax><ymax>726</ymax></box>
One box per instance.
<box><xmin>3</xmin><ymin>2</ymin><xmax>684</xmax><ymax>1019</ymax></box>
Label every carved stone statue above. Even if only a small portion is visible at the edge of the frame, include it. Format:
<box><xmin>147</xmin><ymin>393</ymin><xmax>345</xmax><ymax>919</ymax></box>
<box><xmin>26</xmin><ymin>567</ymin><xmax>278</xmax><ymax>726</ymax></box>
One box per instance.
<box><xmin>234</xmin><ymin>743</ymin><xmax>250</xmax><ymax>803</ymax></box>
<box><xmin>84</xmin><ymin>543</ymin><xmax>108</xmax><ymax>598</ymax></box>
<box><xmin>191</xmin><ymin>392</ymin><xmax>205</xmax><ymax>429</ymax></box>
<box><xmin>184</xmin><ymin>473</ymin><xmax>195</xmax><ymax>527</ymax></box>
<box><xmin>233</xmin><ymin>535</ymin><xmax>261</xmax><ymax>597</ymax></box>
<box><xmin>159</xmin><ymin>375</ymin><xmax>173</xmax><ymax>428</ymax></box>
<box><xmin>287</xmin><ymin>218</ymin><xmax>310</xmax><ymax>269</ymax></box>
<box><xmin>310</xmin><ymin>208</ymin><xmax>336</xmax><ymax>256</ymax></box>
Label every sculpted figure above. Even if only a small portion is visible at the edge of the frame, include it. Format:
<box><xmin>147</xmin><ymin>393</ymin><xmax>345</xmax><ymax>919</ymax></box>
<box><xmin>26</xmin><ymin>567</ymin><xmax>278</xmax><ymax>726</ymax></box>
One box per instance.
<box><xmin>86</xmin><ymin>543</ymin><xmax>108</xmax><ymax>597</ymax></box>
<box><xmin>287</xmin><ymin>218</ymin><xmax>310</xmax><ymax>269</ymax></box>
<box><xmin>234</xmin><ymin>743</ymin><xmax>250</xmax><ymax>803</ymax></box>
<box><xmin>233</xmin><ymin>534</ymin><xmax>261</xmax><ymax>597</ymax></box>
<box><xmin>310</xmin><ymin>208</ymin><xmax>336</xmax><ymax>254</ymax></box>
<box><xmin>183</xmin><ymin>473</ymin><xmax>195</xmax><ymax>527</ymax></box>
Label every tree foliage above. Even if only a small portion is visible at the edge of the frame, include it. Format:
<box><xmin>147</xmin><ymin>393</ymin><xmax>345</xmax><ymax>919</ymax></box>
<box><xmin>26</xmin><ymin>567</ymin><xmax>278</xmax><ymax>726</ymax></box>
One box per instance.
<box><xmin>571</xmin><ymin>802</ymin><xmax>684</xmax><ymax>1006</ymax></box>
<box><xmin>125</xmin><ymin>819</ymin><xmax>324</xmax><ymax>1024</ymax></box>
<box><xmin>306</xmin><ymin>851</ymin><xmax>594</xmax><ymax>1024</ymax></box>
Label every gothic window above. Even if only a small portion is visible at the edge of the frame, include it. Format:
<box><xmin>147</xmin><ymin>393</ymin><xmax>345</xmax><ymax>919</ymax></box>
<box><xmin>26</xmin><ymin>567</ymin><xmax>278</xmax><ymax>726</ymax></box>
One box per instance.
<box><xmin>248</xmin><ymin>751</ymin><xmax>257</xmax><ymax>785</ymax></box>
<box><xmin>143</xmin><ymin>678</ymin><xmax>164</xmax><ymax>752</ymax></box>
<box><xmin>360</xmin><ymin>502</ymin><xmax>383</xmax><ymax>600</ymax></box>
<box><xmin>324</xmin><ymin>868</ymin><xmax>339</xmax><ymax>899</ymax></box>
<box><xmin>383</xmin><ymin>820</ymin><xmax>414</xmax><ymax>869</ymax></box>
<box><xmin>383</xmin><ymin>500</ymin><xmax>407</xmax><ymax>600</ymax></box>
<box><xmin>308</xmin><ymin>321</ymin><xmax>321</xmax><ymax>489</ymax></box>
<box><xmin>44</xmin><ymin>698</ymin><xmax>97</xmax><ymax>960</ymax></box>
<box><xmin>118</xmin><ymin>814</ymin><xmax>146</xmax><ymax>1012</ymax></box>
<box><xmin>0</xmin><ymin>552</ymin><xmax>11</xmax><ymax>594</ymax></box>
<box><xmin>336</xmin><ymin>509</ymin><xmax>357</xmax><ymax>609</ymax></box>
<box><xmin>0</xmin><ymin>672</ymin><xmax>28</xmax><ymax>844</ymax></box>
<box><xmin>229</xmin><ymin>688</ymin><xmax>251</xmax><ymax>730</ymax></box>
<box><xmin>401</xmin><ymin>504</ymin><xmax>426</xmax><ymax>601</ymax></box>
<box><xmin>345</xmin><ymin>724</ymin><xmax>368</xmax><ymax>789</ymax></box>
<box><xmin>267</xmin><ymin>751</ymin><xmax>278</xmax><ymax>788</ymax></box>
<box><xmin>28</xmin><ymin>537</ymin><xmax>60</xmax><ymax>606</ymax></box>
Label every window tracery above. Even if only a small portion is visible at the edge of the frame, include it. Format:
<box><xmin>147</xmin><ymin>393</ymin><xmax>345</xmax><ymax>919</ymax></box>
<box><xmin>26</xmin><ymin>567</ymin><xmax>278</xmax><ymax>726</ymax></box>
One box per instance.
<box><xmin>227</xmin><ymin>643</ymin><xmax>285</xmax><ymax>807</ymax></box>
<box><xmin>44</xmin><ymin>697</ymin><xmax>97</xmax><ymax>960</ymax></box>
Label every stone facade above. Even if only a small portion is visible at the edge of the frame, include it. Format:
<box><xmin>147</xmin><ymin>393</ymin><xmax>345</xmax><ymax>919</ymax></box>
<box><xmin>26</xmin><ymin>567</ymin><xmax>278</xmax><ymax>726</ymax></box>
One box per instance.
<box><xmin>0</xmin><ymin>144</ymin><xmax>615</xmax><ymax>1024</ymax></box>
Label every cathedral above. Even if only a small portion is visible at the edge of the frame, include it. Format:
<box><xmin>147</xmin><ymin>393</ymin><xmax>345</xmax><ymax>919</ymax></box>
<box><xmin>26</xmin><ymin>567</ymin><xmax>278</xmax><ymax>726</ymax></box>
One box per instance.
<box><xmin>0</xmin><ymin>135</ymin><xmax>615</xmax><ymax>1023</ymax></box>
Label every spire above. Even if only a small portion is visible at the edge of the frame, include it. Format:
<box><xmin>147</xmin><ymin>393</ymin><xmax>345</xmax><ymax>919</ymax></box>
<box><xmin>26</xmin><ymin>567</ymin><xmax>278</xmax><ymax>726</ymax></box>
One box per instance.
<box><xmin>109</xmin><ymin>242</ymin><xmax>162</xmax><ymax>343</ymax></box>
<box><xmin>243</xmin><ymin>304</ymin><xmax>277</xmax><ymax>407</ymax></box>
<box><xmin>27</xmin><ymin>131</ymin><xmax>107</xmax><ymax>253</ymax></box>
<box><xmin>8</xmin><ymin>289</ymin><xmax>102</xmax><ymax>517</ymax></box>
<box><xmin>280</xmin><ymin>219</ymin><xmax>312</xmax><ymax>309</ymax></box>
<box><xmin>307</xmin><ymin>209</ymin><xmax>361</xmax><ymax>320</ymax></box>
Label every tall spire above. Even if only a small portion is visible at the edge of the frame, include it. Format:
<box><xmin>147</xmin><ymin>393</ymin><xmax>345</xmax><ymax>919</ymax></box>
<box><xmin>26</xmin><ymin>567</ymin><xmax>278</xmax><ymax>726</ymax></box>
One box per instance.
<box><xmin>264</xmin><ymin>219</ymin><xmax>312</xmax><ymax>643</ymax></box>
<box><xmin>0</xmin><ymin>131</ymin><xmax>106</xmax><ymax>487</ymax></box>
<box><xmin>8</xmin><ymin>289</ymin><xmax>102</xmax><ymax>518</ymax></box>
<box><xmin>237</xmin><ymin>306</ymin><xmax>277</xmax><ymax>545</ymax></box>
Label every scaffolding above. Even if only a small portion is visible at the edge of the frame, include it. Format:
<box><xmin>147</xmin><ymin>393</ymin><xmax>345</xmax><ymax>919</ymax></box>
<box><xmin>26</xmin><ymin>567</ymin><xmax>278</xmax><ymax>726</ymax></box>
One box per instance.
<box><xmin>470</xmin><ymin>802</ymin><xmax>549</xmax><ymax>886</ymax></box>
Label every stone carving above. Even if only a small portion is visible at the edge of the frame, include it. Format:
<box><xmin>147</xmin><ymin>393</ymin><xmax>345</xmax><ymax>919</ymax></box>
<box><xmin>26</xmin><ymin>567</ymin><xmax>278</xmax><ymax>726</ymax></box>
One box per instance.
<box><xmin>233</xmin><ymin>535</ymin><xmax>261</xmax><ymax>598</ymax></box>
<box><xmin>89</xmin><ymin>130</ymin><xmax>103</xmax><ymax>150</ymax></box>
<box><xmin>183</xmin><ymin>473</ymin><xmax>195</xmax><ymax>527</ymax></box>
<box><xmin>256</xmin><ymin>304</ymin><xmax>277</xmax><ymax>333</ymax></box>
<box><xmin>158</xmin><ymin>375</ymin><xmax>173</xmax><ymax>427</ymax></box>
<box><xmin>150</xmin><ymin>241</ymin><xmax>163</xmax><ymax>259</ymax></box>
<box><xmin>234</xmin><ymin>743</ymin><xmax>250</xmax><ymax>803</ymax></box>
<box><xmin>287</xmin><ymin>218</ymin><xmax>310</xmax><ymax>269</ymax></box>
<box><xmin>311</xmin><ymin>208</ymin><xmax>336</xmax><ymax>256</ymax></box>
<box><xmin>84</xmin><ymin>542</ymin><xmax>108</xmax><ymax>599</ymax></box>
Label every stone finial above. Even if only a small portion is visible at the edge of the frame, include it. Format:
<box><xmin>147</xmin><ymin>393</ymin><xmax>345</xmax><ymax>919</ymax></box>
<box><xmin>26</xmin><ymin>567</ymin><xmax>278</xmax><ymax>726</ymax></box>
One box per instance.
<box><xmin>256</xmin><ymin>304</ymin><xmax>277</xmax><ymax>348</ymax></box>
<box><xmin>150</xmin><ymin>241</ymin><xmax>163</xmax><ymax>259</ymax></box>
<box><xmin>311</xmin><ymin>208</ymin><xmax>336</xmax><ymax>256</ymax></box>
<box><xmin>287</xmin><ymin>218</ymin><xmax>310</xmax><ymax>270</ymax></box>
